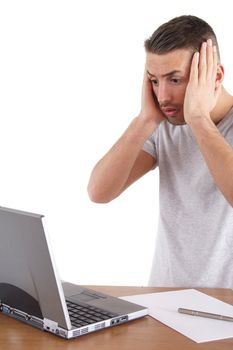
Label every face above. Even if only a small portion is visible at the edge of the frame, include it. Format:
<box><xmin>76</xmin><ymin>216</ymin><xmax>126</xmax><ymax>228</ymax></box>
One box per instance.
<box><xmin>146</xmin><ymin>49</ymin><xmax>193</xmax><ymax>125</ymax></box>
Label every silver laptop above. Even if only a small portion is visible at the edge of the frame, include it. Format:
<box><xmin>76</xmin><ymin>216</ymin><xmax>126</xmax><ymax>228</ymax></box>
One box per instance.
<box><xmin>0</xmin><ymin>206</ymin><xmax>148</xmax><ymax>339</ymax></box>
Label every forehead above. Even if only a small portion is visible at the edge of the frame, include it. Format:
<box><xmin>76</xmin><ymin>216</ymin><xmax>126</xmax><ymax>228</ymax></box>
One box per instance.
<box><xmin>146</xmin><ymin>49</ymin><xmax>193</xmax><ymax>77</ymax></box>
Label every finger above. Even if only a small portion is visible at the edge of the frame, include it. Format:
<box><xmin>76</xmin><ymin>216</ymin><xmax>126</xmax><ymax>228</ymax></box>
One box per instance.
<box><xmin>143</xmin><ymin>66</ymin><xmax>149</xmax><ymax>83</ymax></box>
<box><xmin>189</xmin><ymin>51</ymin><xmax>199</xmax><ymax>84</ymax></box>
<box><xmin>199</xmin><ymin>41</ymin><xmax>207</xmax><ymax>82</ymax></box>
<box><xmin>212</xmin><ymin>45</ymin><xmax>218</xmax><ymax>84</ymax></box>
<box><xmin>142</xmin><ymin>66</ymin><xmax>155</xmax><ymax>106</ymax></box>
<box><xmin>142</xmin><ymin>67</ymin><xmax>152</xmax><ymax>94</ymax></box>
<box><xmin>206</xmin><ymin>39</ymin><xmax>214</xmax><ymax>81</ymax></box>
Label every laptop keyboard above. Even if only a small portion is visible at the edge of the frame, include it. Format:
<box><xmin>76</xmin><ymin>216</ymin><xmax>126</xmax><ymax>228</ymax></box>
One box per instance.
<box><xmin>66</xmin><ymin>300</ymin><xmax>117</xmax><ymax>328</ymax></box>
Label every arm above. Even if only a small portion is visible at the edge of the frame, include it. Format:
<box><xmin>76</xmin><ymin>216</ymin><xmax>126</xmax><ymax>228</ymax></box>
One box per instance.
<box><xmin>87</xmin><ymin>118</ymin><xmax>156</xmax><ymax>203</ymax></box>
<box><xmin>184</xmin><ymin>39</ymin><xmax>233</xmax><ymax>206</ymax></box>
<box><xmin>188</xmin><ymin>117</ymin><xmax>233</xmax><ymax>206</ymax></box>
<box><xmin>87</xmin><ymin>69</ymin><xmax>165</xmax><ymax>203</ymax></box>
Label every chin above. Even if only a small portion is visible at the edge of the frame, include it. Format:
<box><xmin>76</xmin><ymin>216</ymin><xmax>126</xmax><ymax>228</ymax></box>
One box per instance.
<box><xmin>162</xmin><ymin>109</ymin><xmax>186</xmax><ymax>126</ymax></box>
<box><xmin>166</xmin><ymin>116</ymin><xmax>186</xmax><ymax>126</ymax></box>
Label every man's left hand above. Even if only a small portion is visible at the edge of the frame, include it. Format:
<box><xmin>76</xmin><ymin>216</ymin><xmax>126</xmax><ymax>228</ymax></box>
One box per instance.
<box><xmin>184</xmin><ymin>39</ymin><xmax>221</xmax><ymax>124</ymax></box>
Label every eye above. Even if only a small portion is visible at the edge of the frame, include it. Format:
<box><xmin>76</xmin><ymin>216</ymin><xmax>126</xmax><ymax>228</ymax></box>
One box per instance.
<box><xmin>151</xmin><ymin>79</ymin><xmax>158</xmax><ymax>86</ymax></box>
<box><xmin>170</xmin><ymin>78</ymin><xmax>181</xmax><ymax>84</ymax></box>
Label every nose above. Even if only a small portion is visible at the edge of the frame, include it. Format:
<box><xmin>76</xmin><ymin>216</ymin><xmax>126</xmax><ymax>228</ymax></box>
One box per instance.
<box><xmin>156</xmin><ymin>83</ymin><xmax>171</xmax><ymax>106</ymax></box>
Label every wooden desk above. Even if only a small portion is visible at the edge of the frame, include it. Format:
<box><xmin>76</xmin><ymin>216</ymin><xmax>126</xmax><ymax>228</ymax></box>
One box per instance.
<box><xmin>1</xmin><ymin>286</ymin><xmax>233</xmax><ymax>350</ymax></box>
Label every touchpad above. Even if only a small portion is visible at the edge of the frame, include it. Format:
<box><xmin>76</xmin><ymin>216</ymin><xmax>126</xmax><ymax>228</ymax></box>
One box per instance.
<box><xmin>69</xmin><ymin>290</ymin><xmax>106</xmax><ymax>303</ymax></box>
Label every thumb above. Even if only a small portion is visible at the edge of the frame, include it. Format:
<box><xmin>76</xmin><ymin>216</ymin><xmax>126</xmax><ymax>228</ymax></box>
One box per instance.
<box><xmin>214</xmin><ymin>82</ymin><xmax>222</xmax><ymax>100</ymax></box>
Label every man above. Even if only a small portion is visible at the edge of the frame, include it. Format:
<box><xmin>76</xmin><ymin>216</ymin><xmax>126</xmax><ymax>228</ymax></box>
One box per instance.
<box><xmin>87</xmin><ymin>15</ymin><xmax>233</xmax><ymax>288</ymax></box>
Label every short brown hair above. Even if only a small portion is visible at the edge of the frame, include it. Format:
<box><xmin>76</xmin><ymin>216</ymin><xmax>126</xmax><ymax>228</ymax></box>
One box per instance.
<box><xmin>144</xmin><ymin>15</ymin><xmax>220</xmax><ymax>61</ymax></box>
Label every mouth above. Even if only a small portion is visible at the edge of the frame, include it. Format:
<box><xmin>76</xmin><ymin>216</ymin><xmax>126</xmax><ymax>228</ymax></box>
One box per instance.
<box><xmin>160</xmin><ymin>106</ymin><xmax>186</xmax><ymax>125</ymax></box>
<box><xmin>161</xmin><ymin>107</ymin><xmax>178</xmax><ymax>118</ymax></box>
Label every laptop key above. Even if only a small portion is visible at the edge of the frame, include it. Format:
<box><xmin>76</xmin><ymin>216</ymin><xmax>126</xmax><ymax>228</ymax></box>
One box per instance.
<box><xmin>66</xmin><ymin>300</ymin><xmax>118</xmax><ymax>325</ymax></box>
<box><xmin>90</xmin><ymin>316</ymin><xmax>103</xmax><ymax>322</ymax></box>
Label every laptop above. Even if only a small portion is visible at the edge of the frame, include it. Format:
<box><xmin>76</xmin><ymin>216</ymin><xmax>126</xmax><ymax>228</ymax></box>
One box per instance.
<box><xmin>0</xmin><ymin>206</ymin><xmax>148</xmax><ymax>339</ymax></box>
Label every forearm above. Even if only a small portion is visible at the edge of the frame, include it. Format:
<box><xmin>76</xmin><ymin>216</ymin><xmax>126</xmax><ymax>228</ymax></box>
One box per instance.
<box><xmin>189</xmin><ymin>117</ymin><xmax>233</xmax><ymax>206</ymax></box>
<box><xmin>87</xmin><ymin>116</ymin><xmax>157</xmax><ymax>203</ymax></box>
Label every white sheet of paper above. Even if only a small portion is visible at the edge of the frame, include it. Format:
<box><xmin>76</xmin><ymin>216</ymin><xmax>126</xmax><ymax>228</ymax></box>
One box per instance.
<box><xmin>121</xmin><ymin>289</ymin><xmax>233</xmax><ymax>343</ymax></box>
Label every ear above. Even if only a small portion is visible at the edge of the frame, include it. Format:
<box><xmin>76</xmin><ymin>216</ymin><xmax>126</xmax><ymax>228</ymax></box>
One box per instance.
<box><xmin>215</xmin><ymin>64</ymin><xmax>224</xmax><ymax>89</ymax></box>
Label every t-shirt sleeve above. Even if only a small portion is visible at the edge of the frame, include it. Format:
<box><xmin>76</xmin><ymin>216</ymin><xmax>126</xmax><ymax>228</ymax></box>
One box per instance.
<box><xmin>142</xmin><ymin>131</ymin><xmax>158</xmax><ymax>160</ymax></box>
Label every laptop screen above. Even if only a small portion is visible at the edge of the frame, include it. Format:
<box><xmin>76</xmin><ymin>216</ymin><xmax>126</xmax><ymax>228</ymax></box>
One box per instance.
<box><xmin>0</xmin><ymin>207</ymin><xmax>71</xmax><ymax>329</ymax></box>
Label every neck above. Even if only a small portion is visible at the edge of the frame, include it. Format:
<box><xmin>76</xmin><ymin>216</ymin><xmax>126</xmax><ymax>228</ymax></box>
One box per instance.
<box><xmin>210</xmin><ymin>86</ymin><xmax>233</xmax><ymax>124</ymax></box>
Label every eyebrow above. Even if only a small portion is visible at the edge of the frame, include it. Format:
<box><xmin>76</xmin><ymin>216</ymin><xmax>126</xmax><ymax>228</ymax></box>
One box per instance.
<box><xmin>147</xmin><ymin>69</ymin><xmax>182</xmax><ymax>78</ymax></box>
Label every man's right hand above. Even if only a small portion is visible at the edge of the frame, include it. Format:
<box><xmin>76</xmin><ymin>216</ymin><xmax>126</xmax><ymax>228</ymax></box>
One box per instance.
<box><xmin>139</xmin><ymin>68</ymin><xmax>165</xmax><ymax>126</ymax></box>
<box><xmin>88</xmin><ymin>67</ymin><xmax>160</xmax><ymax>203</ymax></box>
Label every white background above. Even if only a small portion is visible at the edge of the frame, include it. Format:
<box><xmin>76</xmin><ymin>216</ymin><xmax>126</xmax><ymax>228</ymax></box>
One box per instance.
<box><xmin>0</xmin><ymin>0</ymin><xmax>232</xmax><ymax>286</ymax></box>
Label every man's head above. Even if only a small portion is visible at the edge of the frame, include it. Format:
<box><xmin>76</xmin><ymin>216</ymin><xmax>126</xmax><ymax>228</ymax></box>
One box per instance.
<box><xmin>145</xmin><ymin>15</ymin><xmax>220</xmax><ymax>61</ymax></box>
<box><xmin>144</xmin><ymin>15</ymin><xmax>223</xmax><ymax>125</ymax></box>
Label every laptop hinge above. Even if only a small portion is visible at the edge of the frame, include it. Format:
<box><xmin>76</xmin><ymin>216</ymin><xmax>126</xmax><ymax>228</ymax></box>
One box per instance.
<box><xmin>43</xmin><ymin>318</ymin><xmax>59</xmax><ymax>333</ymax></box>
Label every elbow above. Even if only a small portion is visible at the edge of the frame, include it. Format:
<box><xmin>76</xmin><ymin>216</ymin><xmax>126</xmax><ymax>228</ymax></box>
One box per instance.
<box><xmin>229</xmin><ymin>194</ymin><xmax>233</xmax><ymax>208</ymax></box>
<box><xmin>87</xmin><ymin>183</ymin><xmax>112</xmax><ymax>204</ymax></box>
<box><xmin>223</xmin><ymin>189</ymin><xmax>233</xmax><ymax>207</ymax></box>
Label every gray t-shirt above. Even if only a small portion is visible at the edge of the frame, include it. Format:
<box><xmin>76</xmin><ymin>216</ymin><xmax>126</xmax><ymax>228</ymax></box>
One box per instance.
<box><xmin>143</xmin><ymin>108</ymin><xmax>233</xmax><ymax>288</ymax></box>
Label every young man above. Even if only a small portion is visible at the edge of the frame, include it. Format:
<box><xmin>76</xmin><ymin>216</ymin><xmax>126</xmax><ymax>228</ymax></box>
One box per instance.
<box><xmin>87</xmin><ymin>16</ymin><xmax>233</xmax><ymax>288</ymax></box>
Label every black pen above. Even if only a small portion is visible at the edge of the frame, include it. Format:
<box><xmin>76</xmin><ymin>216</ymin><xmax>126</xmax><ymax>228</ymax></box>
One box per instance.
<box><xmin>178</xmin><ymin>308</ymin><xmax>233</xmax><ymax>322</ymax></box>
